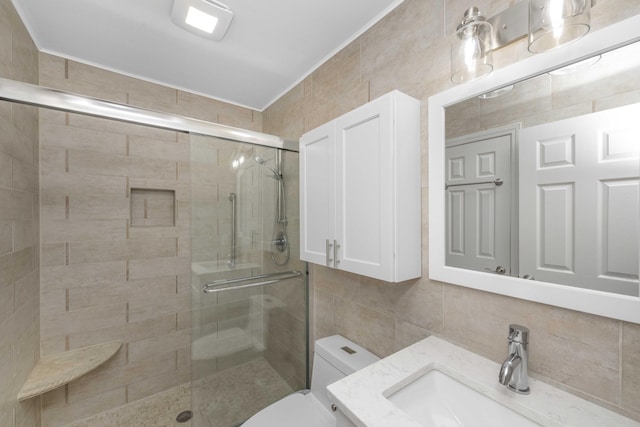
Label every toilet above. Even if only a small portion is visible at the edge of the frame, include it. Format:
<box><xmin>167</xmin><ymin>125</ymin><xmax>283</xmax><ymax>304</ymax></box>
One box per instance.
<box><xmin>242</xmin><ymin>335</ymin><xmax>380</xmax><ymax>427</ymax></box>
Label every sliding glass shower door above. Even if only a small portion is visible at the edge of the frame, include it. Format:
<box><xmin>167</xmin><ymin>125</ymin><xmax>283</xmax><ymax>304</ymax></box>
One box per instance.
<box><xmin>190</xmin><ymin>134</ymin><xmax>308</xmax><ymax>427</ymax></box>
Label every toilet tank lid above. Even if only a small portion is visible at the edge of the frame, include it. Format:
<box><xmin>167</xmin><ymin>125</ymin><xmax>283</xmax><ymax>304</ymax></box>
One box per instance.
<box><xmin>315</xmin><ymin>335</ymin><xmax>380</xmax><ymax>375</ymax></box>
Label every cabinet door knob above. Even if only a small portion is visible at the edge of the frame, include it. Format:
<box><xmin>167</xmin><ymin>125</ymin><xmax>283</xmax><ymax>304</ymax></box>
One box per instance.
<box><xmin>334</xmin><ymin>240</ymin><xmax>340</xmax><ymax>266</ymax></box>
<box><xmin>326</xmin><ymin>239</ymin><xmax>333</xmax><ymax>266</ymax></box>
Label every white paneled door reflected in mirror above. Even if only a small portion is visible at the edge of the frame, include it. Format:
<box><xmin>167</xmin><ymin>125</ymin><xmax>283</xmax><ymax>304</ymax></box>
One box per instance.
<box><xmin>429</xmin><ymin>15</ymin><xmax>640</xmax><ymax>324</ymax></box>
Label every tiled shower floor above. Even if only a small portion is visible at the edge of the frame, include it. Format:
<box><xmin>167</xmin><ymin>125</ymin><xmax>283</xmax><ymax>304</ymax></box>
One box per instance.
<box><xmin>192</xmin><ymin>358</ymin><xmax>294</xmax><ymax>427</ymax></box>
<box><xmin>66</xmin><ymin>357</ymin><xmax>293</xmax><ymax>427</ymax></box>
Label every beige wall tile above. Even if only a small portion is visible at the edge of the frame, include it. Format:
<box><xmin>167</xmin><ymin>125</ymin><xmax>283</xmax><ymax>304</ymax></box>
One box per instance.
<box><xmin>312</xmin><ymin>290</ymin><xmax>334</xmax><ymax>343</ymax></box>
<box><xmin>0</xmin><ymin>151</ymin><xmax>11</xmax><ymax>187</ymax></box>
<box><xmin>622</xmin><ymin>322</ymin><xmax>640</xmax><ymax>412</ymax></box>
<box><xmin>40</xmin><ymin>122</ymin><xmax>128</xmax><ymax>155</ymax></box>
<box><xmin>314</xmin><ymin>265</ymin><xmax>360</xmax><ymax>300</ymax></box>
<box><xmin>0</xmin><ymin>221</ymin><xmax>12</xmax><ymax>255</ymax></box>
<box><xmin>0</xmin><ymin>10</ymin><xmax>40</xmax><ymax>427</ymax></box>
<box><xmin>334</xmin><ymin>298</ymin><xmax>395</xmax><ymax>358</ymax></box>
<box><xmin>68</xmin><ymin>195</ymin><xmax>130</xmax><ymax>220</ymax></box>
<box><xmin>40</xmin><ymin>243</ymin><xmax>66</xmax><ymax>267</ymax></box>
<box><xmin>14</xmin><ymin>219</ymin><xmax>36</xmax><ymax>252</ymax></box>
<box><xmin>395</xmin><ymin>320</ymin><xmax>431</xmax><ymax>353</ymax></box>
<box><xmin>126</xmin><ymin>81</ymin><xmax>178</xmax><ymax>114</ymax></box>
<box><xmin>41</xmin><ymin>303</ymin><xmax>127</xmax><ymax>337</ymax></box>
<box><xmin>68</xmin><ymin>238</ymin><xmax>177</xmax><ymax>264</ymax></box>
<box><xmin>13</xmin><ymin>269</ymin><xmax>39</xmax><ymax>310</ymax></box>
<box><xmin>41</xmin><ymin>169</ymin><xmax>128</xmax><ymax>197</ymax></box>
<box><xmin>128</xmin><ymin>256</ymin><xmax>190</xmax><ymax>280</ymax></box>
<box><xmin>41</xmin><ymin>261</ymin><xmax>127</xmax><ymax>289</ymax></box>
<box><xmin>128</xmin><ymin>289</ymin><xmax>188</xmax><ymax>323</ymax></box>
<box><xmin>42</xmin><ymin>219</ymin><xmax>127</xmax><ymax>243</ymax></box>
<box><xmin>128</xmin><ymin>135</ymin><xmax>188</xmax><ymax>162</ymax></box>
<box><xmin>66</xmin><ymin>114</ymin><xmax>177</xmax><ymax>142</ymax></box>
<box><xmin>0</xmin><ymin>280</ymin><xmax>13</xmax><ymax>324</ymax></box>
<box><xmin>68</xmin><ymin>150</ymin><xmax>178</xmax><ymax>180</ymax></box>
<box><xmin>67</xmin><ymin>276</ymin><xmax>175</xmax><ymax>311</ymax></box>
<box><xmin>128</xmin><ymin>330</ymin><xmax>190</xmax><ymax>363</ymax></box>
<box><xmin>0</xmin><ymin>247</ymin><xmax>34</xmax><ymax>288</ymax></box>
<box><xmin>67</xmin><ymin>314</ymin><xmax>177</xmax><ymax>351</ymax></box>
<box><xmin>0</xmin><ymin>187</ymin><xmax>33</xmax><ymax>221</ymax></box>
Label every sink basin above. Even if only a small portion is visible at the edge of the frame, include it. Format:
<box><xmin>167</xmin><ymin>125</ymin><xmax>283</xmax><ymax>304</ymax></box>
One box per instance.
<box><xmin>387</xmin><ymin>369</ymin><xmax>539</xmax><ymax>427</ymax></box>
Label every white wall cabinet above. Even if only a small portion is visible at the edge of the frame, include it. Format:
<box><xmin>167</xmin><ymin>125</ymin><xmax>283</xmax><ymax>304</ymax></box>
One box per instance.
<box><xmin>299</xmin><ymin>90</ymin><xmax>421</xmax><ymax>282</ymax></box>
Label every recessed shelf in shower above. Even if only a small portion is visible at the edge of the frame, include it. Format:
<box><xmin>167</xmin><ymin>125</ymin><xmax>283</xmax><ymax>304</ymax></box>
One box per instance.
<box><xmin>130</xmin><ymin>188</ymin><xmax>176</xmax><ymax>227</ymax></box>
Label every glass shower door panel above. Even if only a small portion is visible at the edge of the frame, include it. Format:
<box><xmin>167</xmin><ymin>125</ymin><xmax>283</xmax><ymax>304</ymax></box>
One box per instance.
<box><xmin>190</xmin><ymin>134</ymin><xmax>307</xmax><ymax>427</ymax></box>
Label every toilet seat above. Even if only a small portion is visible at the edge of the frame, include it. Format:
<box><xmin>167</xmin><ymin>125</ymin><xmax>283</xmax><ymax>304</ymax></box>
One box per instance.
<box><xmin>242</xmin><ymin>391</ymin><xmax>334</xmax><ymax>427</ymax></box>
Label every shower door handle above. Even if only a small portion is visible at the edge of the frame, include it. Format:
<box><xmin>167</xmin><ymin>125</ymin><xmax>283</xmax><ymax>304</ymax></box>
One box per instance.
<box><xmin>228</xmin><ymin>192</ymin><xmax>237</xmax><ymax>268</ymax></box>
<box><xmin>333</xmin><ymin>240</ymin><xmax>340</xmax><ymax>266</ymax></box>
<box><xmin>326</xmin><ymin>239</ymin><xmax>333</xmax><ymax>267</ymax></box>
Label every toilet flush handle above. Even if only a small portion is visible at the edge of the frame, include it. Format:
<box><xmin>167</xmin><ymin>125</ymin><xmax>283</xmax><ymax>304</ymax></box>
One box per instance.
<box><xmin>330</xmin><ymin>404</ymin><xmax>337</xmax><ymax>412</ymax></box>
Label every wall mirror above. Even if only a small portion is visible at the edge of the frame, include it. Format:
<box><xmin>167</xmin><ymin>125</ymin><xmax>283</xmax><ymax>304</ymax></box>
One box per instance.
<box><xmin>428</xmin><ymin>15</ymin><xmax>640</xmax><ymax>324</ymax></box>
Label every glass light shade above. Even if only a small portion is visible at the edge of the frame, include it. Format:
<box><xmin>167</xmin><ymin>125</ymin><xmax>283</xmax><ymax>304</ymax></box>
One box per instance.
<box><xmin>451</xmin><ymin>20</ymin><xmax>494</xmax><ymax>84</ymax></box>
<box><xmin>528</xmin><ymin>0</ymin><xmax>590</xmax><ymax>53</ymax></box>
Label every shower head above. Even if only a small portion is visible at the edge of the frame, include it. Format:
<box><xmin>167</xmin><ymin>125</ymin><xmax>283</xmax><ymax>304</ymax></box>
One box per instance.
<box><xmin>254</xmin><ymin>156</ymin><xmax>281</xmax><ymax>180</ymax></box>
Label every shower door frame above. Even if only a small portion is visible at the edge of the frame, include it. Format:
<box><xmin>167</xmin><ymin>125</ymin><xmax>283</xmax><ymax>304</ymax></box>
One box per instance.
<box><xmin>0</xmin><ymin>77</ymin><xmax>298</xmax><ymax>152</ymax></box>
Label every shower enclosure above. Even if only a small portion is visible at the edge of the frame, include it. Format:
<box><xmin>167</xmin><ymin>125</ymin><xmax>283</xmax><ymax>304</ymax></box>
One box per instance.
<box><xmin>190</xmin><ymin>135</ymin><xmax>308</xmax><ymax>426</ymax></box>
<box><xmin>0</xmin><ymin>77</ymin><xmax>307</xmax><ymax>427</ymax></box>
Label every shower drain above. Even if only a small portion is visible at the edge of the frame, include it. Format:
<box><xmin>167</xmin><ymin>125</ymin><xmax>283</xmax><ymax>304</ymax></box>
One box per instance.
<box><xmin>176</xmin><ymin>410</ymin><xmax>193</xmax><ymax>423</ymax></box>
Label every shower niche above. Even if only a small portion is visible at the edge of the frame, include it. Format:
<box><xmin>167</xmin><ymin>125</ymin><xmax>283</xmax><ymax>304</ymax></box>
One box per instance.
<box><xmin>130</xmin><ymin>188</ymin><xmax>176</xmax><ymax>227</ymax></box>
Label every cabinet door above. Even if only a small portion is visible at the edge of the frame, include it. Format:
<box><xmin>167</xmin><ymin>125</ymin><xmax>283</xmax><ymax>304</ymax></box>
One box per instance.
<box><xmin>334</xmin><ymin>95</ymin><xmax>394</xmax><ymax>280</ymax></box>
<box><xmin>300</xmin><ymin>122</ymin><xmax>336</xmax><ymax>266</ymax></box>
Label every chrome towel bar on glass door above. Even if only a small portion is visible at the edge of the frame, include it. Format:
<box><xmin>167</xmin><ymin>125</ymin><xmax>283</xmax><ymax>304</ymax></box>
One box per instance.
<box><xmin>202</xmin><ymin>270</ymin><xmax>303</xmax><ymax>294</ymax></box>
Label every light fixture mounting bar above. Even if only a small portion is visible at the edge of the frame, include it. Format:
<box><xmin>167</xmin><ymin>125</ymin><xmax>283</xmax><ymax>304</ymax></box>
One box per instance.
<box><xmin>487</xmin><ymin>1</ymin><xmax>528</xmax><ymax>50</ymax></box>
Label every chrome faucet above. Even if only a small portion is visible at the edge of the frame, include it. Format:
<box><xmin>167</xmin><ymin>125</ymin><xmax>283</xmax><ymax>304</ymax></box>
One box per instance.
<box><xmin>498</xmin><ymin>324</ymin><xmax>530</xmax><ymax>394</ymax></box>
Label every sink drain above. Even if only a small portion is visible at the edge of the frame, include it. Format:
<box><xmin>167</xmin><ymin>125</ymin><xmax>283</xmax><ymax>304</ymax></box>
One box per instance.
<box><xmin>176</xmin><ymin>410</ymin><xmax>192</xmax><ymax>423</ymax></box>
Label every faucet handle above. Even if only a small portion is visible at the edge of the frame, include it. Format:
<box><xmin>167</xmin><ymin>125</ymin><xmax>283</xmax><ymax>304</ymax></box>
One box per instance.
<box><xmin>508</xmin><ymin>324</ymin><xmax>529</xmax><ymax>344</ymax></box>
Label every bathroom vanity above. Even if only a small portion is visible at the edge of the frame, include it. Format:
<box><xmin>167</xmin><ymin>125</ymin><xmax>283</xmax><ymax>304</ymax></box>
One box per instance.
<box><xmin>327</xmin><ymin>336</ymin><xmax>640</xmax><ymax>427</ymax></box>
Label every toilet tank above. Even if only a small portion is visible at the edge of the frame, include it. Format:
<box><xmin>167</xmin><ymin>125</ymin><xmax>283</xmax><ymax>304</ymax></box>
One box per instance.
<box><xmin>310</xmin><ymin>335</ymin><xmax>380</xmax><ymax>412</ymax></box>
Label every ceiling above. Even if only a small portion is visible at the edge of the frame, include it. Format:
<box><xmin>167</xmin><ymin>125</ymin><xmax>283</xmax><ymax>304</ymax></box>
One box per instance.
<box><xmin>11</xmin><ymin>0</ymin><xmax>404</xmax><ymax>111</ymax></box>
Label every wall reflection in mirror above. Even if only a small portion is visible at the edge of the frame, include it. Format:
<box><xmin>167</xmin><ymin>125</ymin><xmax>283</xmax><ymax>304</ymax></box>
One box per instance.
<box><xmin>444</xmin><ymin>40</ymin><xmax>640</xmax><ymax>297</ymax></box>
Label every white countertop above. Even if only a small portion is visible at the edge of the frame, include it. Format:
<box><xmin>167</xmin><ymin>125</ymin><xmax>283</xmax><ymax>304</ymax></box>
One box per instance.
<box><xmin>327</xmin><ymin>336</ymin><xmax>639</xmax><ymax>427</ymax></box>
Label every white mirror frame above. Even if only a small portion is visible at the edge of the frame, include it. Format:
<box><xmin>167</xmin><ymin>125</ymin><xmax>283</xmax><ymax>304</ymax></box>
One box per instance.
<box><xmin>428</xmin><ymin>14</ymin><xmax>640</xmax><ymax>324</ymax></box>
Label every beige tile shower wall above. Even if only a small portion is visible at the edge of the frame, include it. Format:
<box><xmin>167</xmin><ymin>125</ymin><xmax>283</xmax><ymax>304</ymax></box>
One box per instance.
<box><xmin>38</xmin><ymin>54</ymin><xmax>262</xmax><ymax>426</ymax></box>
<box><xmin>0</xmin><ymin>0</ymin><xmax>40</xmax><ymax>426</ymax></box>
<box><xmin>261</xmin><ymin>149</ymin><xmax>308</xmax><ymax>390</ymax></box>
<box><xmin>263</xmin><ymin>0</ymin><xmax>640</xmax><ymax>422</ymax></box>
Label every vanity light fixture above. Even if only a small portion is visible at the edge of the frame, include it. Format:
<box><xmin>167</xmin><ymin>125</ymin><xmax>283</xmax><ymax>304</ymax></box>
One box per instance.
<box><xmin>528</xmin><ymin>0</ymin><xmax>591</xmax><ymax>53</ymax></box>
<box><xmin>451</xmin><ymin>0</ymin><xmax>591</xmax><ymax>83</ymax></box>
<box><xmin>451</xmin><ymin>7</ymin><xmax>494</xmax><ymax>84</ymax></box>
<box><xmin>171</xmin><ymin>0</ymin><xmax>234</xmax><ymax>40</ymax></box>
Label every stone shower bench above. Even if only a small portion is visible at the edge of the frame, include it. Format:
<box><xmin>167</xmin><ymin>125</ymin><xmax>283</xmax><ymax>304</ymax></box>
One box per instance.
<box><xmin>17</xmin><ymin>341</ymin><xmax>122</xmax><ymax>401</ymax></box>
